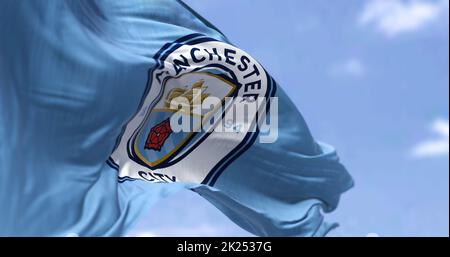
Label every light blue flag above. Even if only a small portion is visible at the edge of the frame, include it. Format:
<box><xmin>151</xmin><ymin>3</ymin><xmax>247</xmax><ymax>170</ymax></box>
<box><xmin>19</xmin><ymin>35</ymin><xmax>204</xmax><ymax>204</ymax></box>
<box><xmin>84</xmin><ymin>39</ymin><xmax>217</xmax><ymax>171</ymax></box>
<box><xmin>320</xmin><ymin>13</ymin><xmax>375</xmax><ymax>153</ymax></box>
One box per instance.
<box><xmin>0</xmin><ymin>0</ymin><xmax>353</xmax><ymax>236</ymax></box>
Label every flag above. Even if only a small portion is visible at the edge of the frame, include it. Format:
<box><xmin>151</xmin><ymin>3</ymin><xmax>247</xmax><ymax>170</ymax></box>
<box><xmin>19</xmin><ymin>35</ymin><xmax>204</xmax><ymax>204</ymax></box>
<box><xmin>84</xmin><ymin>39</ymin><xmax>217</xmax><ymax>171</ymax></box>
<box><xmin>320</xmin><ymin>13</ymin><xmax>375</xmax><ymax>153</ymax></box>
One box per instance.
<box><xmin>0</xmin><ymin>0</ymin><xmax>353</xmax><ymax>236</ymax></box>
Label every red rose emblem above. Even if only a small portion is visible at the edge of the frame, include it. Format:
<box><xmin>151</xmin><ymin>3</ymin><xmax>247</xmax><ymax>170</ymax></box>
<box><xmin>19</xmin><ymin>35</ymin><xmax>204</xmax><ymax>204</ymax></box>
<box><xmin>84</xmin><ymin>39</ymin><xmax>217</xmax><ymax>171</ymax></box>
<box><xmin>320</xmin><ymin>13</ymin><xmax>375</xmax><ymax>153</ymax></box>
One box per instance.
<box><xmin>144</xmin><ymin>119</ymin><xmax>173</xmax><ymax>151</ymax></box>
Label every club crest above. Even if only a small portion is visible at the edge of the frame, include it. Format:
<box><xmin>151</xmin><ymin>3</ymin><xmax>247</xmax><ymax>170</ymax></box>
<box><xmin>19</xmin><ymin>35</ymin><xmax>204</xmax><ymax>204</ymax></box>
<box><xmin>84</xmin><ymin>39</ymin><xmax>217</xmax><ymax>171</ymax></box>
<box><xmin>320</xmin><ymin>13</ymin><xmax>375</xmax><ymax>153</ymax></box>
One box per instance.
<box><xmin>109</xmin><ymin>35</ymin><xmax>273</xmax><ymax>184</ymax></box>
<box><xmin>132</xmin><ymin>73</ymin><xmax>236</xmax><ymax>169</ymax></box>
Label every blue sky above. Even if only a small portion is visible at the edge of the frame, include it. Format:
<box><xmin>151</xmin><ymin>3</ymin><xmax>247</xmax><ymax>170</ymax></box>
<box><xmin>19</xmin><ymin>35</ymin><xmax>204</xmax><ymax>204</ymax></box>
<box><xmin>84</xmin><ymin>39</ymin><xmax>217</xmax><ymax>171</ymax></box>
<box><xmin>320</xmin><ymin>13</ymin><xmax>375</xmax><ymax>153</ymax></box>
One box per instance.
<box><xmin>129</xmin><ymin>0</ymin><xmax>449</xmax><ymax>236</ymax></box>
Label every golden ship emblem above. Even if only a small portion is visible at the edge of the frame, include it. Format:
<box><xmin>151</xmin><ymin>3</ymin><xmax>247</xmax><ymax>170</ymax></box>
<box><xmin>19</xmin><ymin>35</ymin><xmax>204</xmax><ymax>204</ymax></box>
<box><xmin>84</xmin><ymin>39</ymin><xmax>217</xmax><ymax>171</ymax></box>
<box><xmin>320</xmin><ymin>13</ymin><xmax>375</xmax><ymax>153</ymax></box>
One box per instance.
<box><xmin>164</xmin><ymin>79</ymin><xmax>211</xmax><ymax>111</ymax></box>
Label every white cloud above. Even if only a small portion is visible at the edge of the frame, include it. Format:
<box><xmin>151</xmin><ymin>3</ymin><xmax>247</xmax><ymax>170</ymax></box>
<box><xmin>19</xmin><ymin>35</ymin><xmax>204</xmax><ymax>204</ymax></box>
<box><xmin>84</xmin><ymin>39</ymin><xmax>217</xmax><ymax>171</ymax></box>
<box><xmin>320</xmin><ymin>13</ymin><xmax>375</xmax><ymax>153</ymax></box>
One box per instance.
<box><xmin>366</xmin><ymin>232</ymin><xmax>380</xmax><ymax>237</ymax></box>
<box><xmin>133</xmin><ymin>232</ymin><xmax>159</xmax><ymax>237</ymax></box>
<box><xmin>330</xmin><ymin>58</ymin><xmax>366</xmax><ymax>78</ymax></box>
<box><xmin>127</xmin><ymin>228</ymin><xmax>160</xmax><ymax>237</ymax></box>
<box><xmin>65</xmin><ymin>233</ymin><xmax>79</xmax><ymax>237</ymax></box>
<box><xmin>412</xmin><ymin>119</ymin><xmax>449</xmax><ymax>158</ymax></box>
<box><xmin>128</xmin><ymin>224</ymin><xmax>229</xmax><ymax>237</ymax></box>
<box><xmin>359</xmin><ymin>0</ymin><xmax>448</xmax><ymax>37</ymax></box>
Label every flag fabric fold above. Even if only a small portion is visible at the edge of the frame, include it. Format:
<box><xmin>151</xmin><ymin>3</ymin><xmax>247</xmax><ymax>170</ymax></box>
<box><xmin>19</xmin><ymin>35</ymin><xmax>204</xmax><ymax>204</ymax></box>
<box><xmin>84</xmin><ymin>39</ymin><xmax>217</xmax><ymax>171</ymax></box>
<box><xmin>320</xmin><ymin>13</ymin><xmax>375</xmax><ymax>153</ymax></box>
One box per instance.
<box><xmin>0</xmin><ymin>0</ymin><xmax>353</xmax><ymax>236</ymax></box>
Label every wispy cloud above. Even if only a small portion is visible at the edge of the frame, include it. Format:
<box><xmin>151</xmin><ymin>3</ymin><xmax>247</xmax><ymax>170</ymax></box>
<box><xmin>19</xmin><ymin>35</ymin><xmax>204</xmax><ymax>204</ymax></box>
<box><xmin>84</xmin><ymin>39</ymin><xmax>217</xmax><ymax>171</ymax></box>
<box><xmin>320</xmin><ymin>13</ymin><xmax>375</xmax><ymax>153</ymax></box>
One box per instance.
<box><xmin>359</xmin><ymin>0</ymin><xmax>448</xmax><ymax>37</ymax></box>
<box><xmin>132</xmin><ymin>232</ymin><xmax>159</xmax><ymax>237</ymax></box>
<box><xmin>412</xmin><ymin>119</ymin><xmax>449</xmax><ymax>158</ymax></box>
<box><xmin>128</xmin><ymin>224</ymin><xmax>237</xmax><ymax>237</ymax></box>
<box><xmin>330</xmin><ymin>58</ymin><xmax>366</xmax><ymax>78</ymax></box>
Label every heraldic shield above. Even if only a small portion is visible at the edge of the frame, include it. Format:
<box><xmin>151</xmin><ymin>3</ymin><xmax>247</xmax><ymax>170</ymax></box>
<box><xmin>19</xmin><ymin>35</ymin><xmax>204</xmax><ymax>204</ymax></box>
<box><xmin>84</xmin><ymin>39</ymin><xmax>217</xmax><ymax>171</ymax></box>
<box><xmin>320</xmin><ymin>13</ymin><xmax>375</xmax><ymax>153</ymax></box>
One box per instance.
<box><xmin>130</xmin><ymin>72</ymin><xmax>237</xmax><ymax>169</ymax></box>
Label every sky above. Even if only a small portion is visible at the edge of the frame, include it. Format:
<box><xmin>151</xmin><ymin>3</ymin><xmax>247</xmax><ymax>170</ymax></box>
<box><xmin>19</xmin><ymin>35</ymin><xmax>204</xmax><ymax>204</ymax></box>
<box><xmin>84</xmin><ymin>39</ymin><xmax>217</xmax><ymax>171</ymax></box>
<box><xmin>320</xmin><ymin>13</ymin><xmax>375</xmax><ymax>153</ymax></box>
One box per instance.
<box><xmin>129</xmin><ymin>0</ymin><xmax>449</xmax><ymax>237</ymax></box>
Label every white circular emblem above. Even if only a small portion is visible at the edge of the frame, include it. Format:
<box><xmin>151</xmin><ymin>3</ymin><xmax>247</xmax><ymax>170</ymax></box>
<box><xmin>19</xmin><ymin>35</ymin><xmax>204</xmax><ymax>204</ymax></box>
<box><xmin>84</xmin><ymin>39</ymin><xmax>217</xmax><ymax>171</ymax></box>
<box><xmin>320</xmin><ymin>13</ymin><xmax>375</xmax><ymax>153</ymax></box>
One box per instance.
<box><xmin>109</xmin><ymin>35</ymin><xmax>272</xmax><ymax>185</ymax></box>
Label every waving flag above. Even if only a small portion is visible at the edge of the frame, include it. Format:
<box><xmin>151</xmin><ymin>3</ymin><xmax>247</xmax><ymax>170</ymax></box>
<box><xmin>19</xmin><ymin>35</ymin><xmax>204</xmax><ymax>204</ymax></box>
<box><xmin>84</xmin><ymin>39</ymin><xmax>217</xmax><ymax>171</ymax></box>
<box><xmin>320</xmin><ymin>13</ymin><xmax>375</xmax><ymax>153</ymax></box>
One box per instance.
<box><xmin>0</xmin><ymin>0</ymin><xmax>353</xmax><ymax>236</ymax></box>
